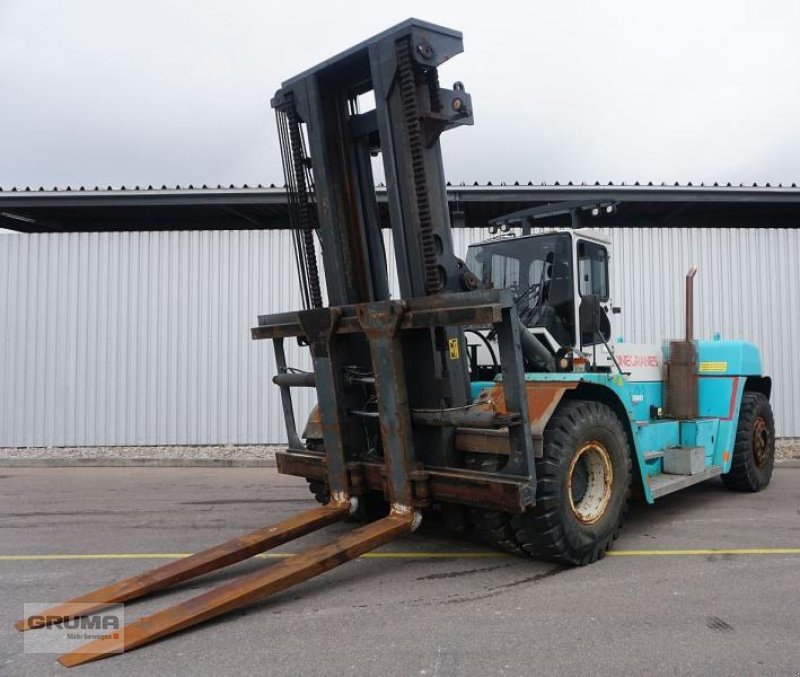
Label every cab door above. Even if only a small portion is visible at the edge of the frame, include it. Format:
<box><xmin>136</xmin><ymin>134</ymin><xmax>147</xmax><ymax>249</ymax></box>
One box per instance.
<box><xmin>576</xmin><ymin>239</ymin><xmax>611</xmax><ymax>347</ymax></box>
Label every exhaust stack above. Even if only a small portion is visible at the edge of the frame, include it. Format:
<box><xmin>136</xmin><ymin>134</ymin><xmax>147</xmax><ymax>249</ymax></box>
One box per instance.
<box><xmin>685</xmin><ymin>265</ymin><xmax>698</xmax><ymax>342</ymax></box>
<box><xmin>665</xmin><ymin>265</ymin><xmax>699</xmax><ymax>420</ymax></box>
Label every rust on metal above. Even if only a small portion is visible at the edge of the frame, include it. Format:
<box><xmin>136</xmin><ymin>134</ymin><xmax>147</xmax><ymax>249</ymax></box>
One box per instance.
<box><xmin>252</xmin><ymin>291</ymin><xmax>513</xmax><ymax>342</ymax></box>
<box><xmin>411</xmin><ymin>408</ymin><xmax>520</xmax><ymax>429</ymax></box>
<box><xmin>666</xmin><ymin>340</ymin><xmax>698</xmax><ymax>419</ymax></box>
<box><xmin>424</xmin><ymin>466</ymin><xmax>530</xmax><ymax>511</ymax></box>
<box><xmin>275</xmin><ymin>449</ymin><xmax>327</xmax><ymax>480</ymax></box>
<box><xmin>57</xmin><ymin>508</ymin><xmax>418</xmax><ymax>667</ymax></box>
<box><xmin>685</xmin><ymin>265</ymin><xmax>698</xmax><ymax>343</ymax></box>
<box><xmin>666</xmin><ymin>265</ymin><xmax>700</xmax><ymax>419</ymax></box>
<box><xmin>356</xmin><ymin>300</ymin><xmax>418</xmax><ymax>509</ymax></box>
<box><xmin>301</xmin><ymin>404</ymin><xmax>323</xmax><ymax>440</ymax></box>
<box><xmin>454</xmin><ymin>428</ymin><xmax>512</xmax><ymax>455</ymax></box>
<box><xmin>276</xmin><ymin>451</ymin><xmax>531</xmax><ymax>512</ymax></box>
<box><xmin>15</xmin><ymin>501</ymin><xmax>350</xmax><ymax>633</ymax></box>
<box><xmin>480</xmin><ymin>381</ymin><xmax>577</xmax><ymax>425</ymax></box>
<box><xmin>454</xmin><ymin>381</ymin><xmax>577</xmax><ymax>456</ymax></box>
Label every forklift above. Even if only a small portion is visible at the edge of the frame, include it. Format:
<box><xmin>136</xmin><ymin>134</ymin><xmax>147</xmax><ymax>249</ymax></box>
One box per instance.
<box><xmin>18</xmin><ymin>19</ymin><xmax>775</xmax><ymax>665</ymax></box>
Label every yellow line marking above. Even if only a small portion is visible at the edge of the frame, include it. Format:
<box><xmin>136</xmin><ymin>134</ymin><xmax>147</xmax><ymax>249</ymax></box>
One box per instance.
<box><xmin>607</xmin><ymin>548</ymin><xmax>800</xmax><ymax>556</ymax></box>
<box><xmin>0</xmin><ymin>548</ymin><xmax>799</xmax><ymax>562</ymax></box>
<box><xmin>354</xmin><ymin>552</ymin><xmax>508</xmax><ymax>559</ymax></box>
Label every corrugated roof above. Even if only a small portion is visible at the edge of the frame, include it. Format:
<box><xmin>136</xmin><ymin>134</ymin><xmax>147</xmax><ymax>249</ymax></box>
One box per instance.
<box><xmin>1</xmin><ymin>180</ymin><xmax>798</xmax><ymax>193</ymax></box>
<box><xmin>0</xmin><ymin>183</ymin><xmax>282</xmax><ymax>193</ymax></box>
<box><xmin>2</xmin><ymin>181</ymin><xmax>800</xmax><ymax>233</ymax></box>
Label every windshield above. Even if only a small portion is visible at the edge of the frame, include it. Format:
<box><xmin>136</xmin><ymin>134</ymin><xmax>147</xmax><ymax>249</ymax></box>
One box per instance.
<box><xmin>466</xmin><ymin>233</ymin><xmax>575</xmax><ymax>344</ymax></box>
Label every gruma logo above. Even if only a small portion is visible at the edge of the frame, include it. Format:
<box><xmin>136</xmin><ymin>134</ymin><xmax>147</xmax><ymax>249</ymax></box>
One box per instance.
<box><xmin>26</xmin><ymin>616</ymin><xmax>120</xmax><ymax>630</ymax></box>
<box><xmin>22</xmin><ymin>603</ymin><xmax>125</xmax><ymax>655</ymax></box>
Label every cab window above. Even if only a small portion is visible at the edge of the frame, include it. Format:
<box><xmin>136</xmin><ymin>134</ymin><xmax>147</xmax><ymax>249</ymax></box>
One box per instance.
<box><xmin>577</xmin><ymin>241</ymin><xmax>609</xmax><ymax>301</ymax></box>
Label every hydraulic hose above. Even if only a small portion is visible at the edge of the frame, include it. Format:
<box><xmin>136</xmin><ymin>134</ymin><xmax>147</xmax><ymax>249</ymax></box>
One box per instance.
<box><xmin>519</xmin><ymin>322</ymin><xmax>555</xmax><ymax>372</ymax></box>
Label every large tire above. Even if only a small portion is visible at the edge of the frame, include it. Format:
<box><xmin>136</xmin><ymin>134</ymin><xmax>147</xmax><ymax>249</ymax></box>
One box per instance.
<box><xmin>722</xmin><ymin>391</ymin><xmax>775</xmax><ymax>492</ymax></box>
<box><xmin>510</xmin><ymin>399</ymin><xmax>632</xmax><ymax>565</ymax></box>
<box><xmin>466</xmin><ymin>399</ymin><xmax>632</xmax><ymax>565</ymax></box>
<box><xmin>463</xmin><ymin>454</ymin><xmax>524</xmax><ymax>555</ymax></box>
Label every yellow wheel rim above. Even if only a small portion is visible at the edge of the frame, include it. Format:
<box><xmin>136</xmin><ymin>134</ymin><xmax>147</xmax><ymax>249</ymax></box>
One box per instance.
<box><xmin>567</xmin><ymin>441</ymin><xmax>614</xmax><ymax>524</ymax></box>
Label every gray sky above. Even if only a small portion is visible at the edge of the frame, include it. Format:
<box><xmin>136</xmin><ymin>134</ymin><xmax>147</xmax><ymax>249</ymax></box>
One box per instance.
<box><xmin>1</xmin><ymin>0</ymin><xmax>799</xmax><ymax>189</ymax></box>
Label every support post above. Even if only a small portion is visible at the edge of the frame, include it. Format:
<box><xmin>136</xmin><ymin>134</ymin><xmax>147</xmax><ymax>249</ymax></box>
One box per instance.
<box><xmin>273</xmin><ymin>338</ymin><xmax>302</xmax><ymax>449</ymax></box>
<box><xmin>297</xmin><ymin>308</ymin><xmax>350</xmax><ymax>500</ymax></box>
<box><xmin>357</xmin><ymin>300</ymin><xmax>418</xmax><ymax>508</ymax></box>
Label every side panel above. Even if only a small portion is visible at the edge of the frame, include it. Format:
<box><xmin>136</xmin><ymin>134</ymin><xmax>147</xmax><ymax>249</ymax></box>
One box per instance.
<box><xmin>698</xmin><ymin>376</ymin><xmax>745</xmax><ymax>471</ymax></box>
<box><xmin>522</xmin><ymin>373</ymin><xmax>661</xmax><ymax>502</ymax></box>
<box><xmin>694</xmin><ymin>340</ymin><xmax>757</xmax><ymax>472</ymax></box>
<box><xmin>520</xmin><ymin>355</ymin><xmax>754</xmax><ymax>504</ymax></box>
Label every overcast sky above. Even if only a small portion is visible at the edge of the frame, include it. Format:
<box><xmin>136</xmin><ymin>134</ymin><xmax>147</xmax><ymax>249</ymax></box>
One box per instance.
<box><xmin>1</xmin><ymin>0</ymin><xmax>799</xmax><ymax>189</ymax></box>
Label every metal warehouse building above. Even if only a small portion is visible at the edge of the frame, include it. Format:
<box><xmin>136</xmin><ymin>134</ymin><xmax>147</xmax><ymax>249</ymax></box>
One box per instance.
<box><xmin>1</xmin><ymin>182</ymin><xmax>799</xmax><ymax>445</ymax></box>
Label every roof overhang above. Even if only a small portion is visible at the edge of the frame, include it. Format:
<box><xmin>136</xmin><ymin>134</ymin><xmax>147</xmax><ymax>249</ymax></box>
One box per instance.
<box><xmin>2</xmin><ymin>183</ymin><xmax>799</xmax><ymax>232</ymax></box>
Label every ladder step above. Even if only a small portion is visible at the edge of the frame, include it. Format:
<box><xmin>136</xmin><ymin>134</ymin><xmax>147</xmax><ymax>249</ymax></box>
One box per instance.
<box><xmin>58</xmin><ymin>508</ymin><xmax>417</xmax><ymax>667</ymax></box>
<box><xmin>648</xmin><ymin>466</ymin><xmax>722</xmax><ymax>499</ymax></box>
<box><xmin>642</xmin><ymin>450</ymin><xmax>664</xmax><ymax>461</ymax></box>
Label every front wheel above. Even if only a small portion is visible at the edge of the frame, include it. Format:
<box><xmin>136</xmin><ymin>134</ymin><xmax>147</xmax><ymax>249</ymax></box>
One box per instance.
<box><xmin>510</xmin><ymin>399</ymin><xmax>632</xmax><ymax>565</ymax></box>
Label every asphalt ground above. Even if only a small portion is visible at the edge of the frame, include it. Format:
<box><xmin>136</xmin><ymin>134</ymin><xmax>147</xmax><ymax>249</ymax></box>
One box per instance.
<box><xmin>1</xmin><ymin>467</ymin><xmax>798</xmax><ymax>677</ymax></box>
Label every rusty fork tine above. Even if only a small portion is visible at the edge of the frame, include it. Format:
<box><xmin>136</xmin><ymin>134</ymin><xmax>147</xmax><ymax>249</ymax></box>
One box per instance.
<box><xmin>58</xmin><ymin>509</ymin><xmax>418</xmax><ymax>668</ymax></box>
<box><xmin>16</xmin><ymin>501</ymin><xmax>350</xmax><ymax>632</ymax></box>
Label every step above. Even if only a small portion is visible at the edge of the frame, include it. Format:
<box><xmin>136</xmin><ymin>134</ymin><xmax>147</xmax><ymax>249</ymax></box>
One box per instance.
<box><xmin>663</xmin><ymin>446</ymin><xmax>705</xmax><ymax>475</ymax></box>
<box><xmin>642</xmin><ymin>450</ymin><xmax>664</xmax><ymax>461</ymax></box>
<box><xmin>648</xmin><ymin>466</ymin><xmax>723</xmax><ymax>499</ymax></box>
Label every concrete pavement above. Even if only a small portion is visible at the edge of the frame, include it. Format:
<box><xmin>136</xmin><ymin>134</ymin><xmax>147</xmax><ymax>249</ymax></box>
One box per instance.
<box><xmin>1</xmin><ymin>466</ymin><xmax>798</xmax><ymax>676</ymax></box>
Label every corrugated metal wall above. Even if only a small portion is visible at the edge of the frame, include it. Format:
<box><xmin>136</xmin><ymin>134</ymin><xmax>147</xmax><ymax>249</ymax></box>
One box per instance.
<box><xmin>0</xmin><ymin>227</ymin><xmax>796</xmax><ymax>445</ymax></box>
<box><xmin>0</xmin><ymin>231</ymin><xmax>316</xmax><ymax>446</ymax></box>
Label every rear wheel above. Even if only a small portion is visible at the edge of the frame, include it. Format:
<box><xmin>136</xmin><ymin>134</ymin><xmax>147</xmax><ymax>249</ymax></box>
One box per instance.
<box><xmin>722</xmin><ymin>391</ymin><xmax>775</xmax><ymax>492</ymax></box>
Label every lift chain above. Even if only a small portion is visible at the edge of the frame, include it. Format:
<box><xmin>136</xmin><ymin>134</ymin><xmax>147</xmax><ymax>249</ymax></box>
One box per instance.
<box><xmin>395</xmin><ymin>36</ymin><xmax>441</xmax><ymax>295</ymax></box>
<box><xmin>287</xmin><ymin>105</ymin><xmax>323</xmax><ymax>309</ymax></box>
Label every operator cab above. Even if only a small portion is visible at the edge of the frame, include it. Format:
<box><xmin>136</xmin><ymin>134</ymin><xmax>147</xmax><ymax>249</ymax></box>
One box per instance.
<box><xmin>465</xmin><ymin>228</ymin><xmax>614</xmax><ymax>376</ymax></box>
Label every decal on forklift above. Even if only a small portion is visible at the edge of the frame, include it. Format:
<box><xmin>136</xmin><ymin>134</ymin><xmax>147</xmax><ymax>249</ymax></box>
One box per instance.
<box><xmin>617</xmin><ymin>354</ymin><xmax>660</xmax><ymax>369</ymax></box>
<box><xmin>448</xmin><ymin>338</ymin><xmax>460</xmax><ymax>360</ymax></box>
<box><xmin>699</xmin><ymin>361</ymin><xmax>728</xmax><ymax>373</ymax></box>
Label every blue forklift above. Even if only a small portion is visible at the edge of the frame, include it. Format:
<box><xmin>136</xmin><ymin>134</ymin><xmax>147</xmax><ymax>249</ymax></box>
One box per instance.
<box><xmin>21</xmin><ymin>19</ymin><xmax>775</xmax><ymax>664</ymax></box>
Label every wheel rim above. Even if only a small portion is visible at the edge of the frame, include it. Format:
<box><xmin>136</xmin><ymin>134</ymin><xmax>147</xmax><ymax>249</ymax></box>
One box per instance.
<box><xmin>752</xmin><ymin>417</ymin><xmax>770</xmax><ymax>469</ymax></box>
<box><xmin>567</xmin><ymin>441</ymin><xmax>614</xmax><ymax>524</ymax></box>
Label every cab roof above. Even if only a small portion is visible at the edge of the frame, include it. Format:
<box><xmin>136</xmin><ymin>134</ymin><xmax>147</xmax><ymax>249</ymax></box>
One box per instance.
<box><xmin>469</xmin><ymin>227</ymin><xmax>611</xmax><ymax>248</ymax></box>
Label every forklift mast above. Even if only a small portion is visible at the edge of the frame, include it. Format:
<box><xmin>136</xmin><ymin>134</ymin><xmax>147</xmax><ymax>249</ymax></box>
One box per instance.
<box><xmin>257</xmin><ymin>18</ymin><xmax>538</xmax><ymax>512</ymax></box>
<box><xmin>271</xmin><ymin>17</ymin><xmax>480</xmax><ymax>432</ymax></box>
<box><xmin>272</xmin><ymin>19</ymin><xmax>475</xmax><ymax>306</ymax></box>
